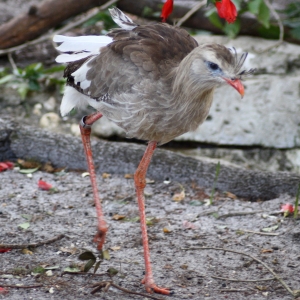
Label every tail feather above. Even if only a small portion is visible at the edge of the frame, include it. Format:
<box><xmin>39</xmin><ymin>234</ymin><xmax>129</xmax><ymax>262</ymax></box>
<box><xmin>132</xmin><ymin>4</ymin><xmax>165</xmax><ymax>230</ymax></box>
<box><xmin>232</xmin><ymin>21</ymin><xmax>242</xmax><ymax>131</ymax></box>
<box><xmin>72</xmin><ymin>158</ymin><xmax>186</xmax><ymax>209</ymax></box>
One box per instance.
<box><xmin>108</xmin><ymin>7</ymin><xmax>137</xmax><ymax>30</ymax></box>
<box><xmin>54</xmin><ymin>35</ymin><xmax>113</xmax><ymax>63</ymax></box>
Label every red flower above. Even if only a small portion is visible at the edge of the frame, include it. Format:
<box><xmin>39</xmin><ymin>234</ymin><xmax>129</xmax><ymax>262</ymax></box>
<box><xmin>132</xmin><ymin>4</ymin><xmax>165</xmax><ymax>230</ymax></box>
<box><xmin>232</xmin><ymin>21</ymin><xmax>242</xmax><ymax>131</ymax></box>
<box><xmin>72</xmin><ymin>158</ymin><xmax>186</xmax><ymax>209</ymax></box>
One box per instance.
<box><xmin>280</xmin><ymin>203</ymin><xmax>294</xmax><ymax>214</ymax></box>
<box><xmin>38</xmin><ymin>179</ymin><xmax>53</xmax><ymax>191</ymax></box>
<box><xmin>161</xmin><ymin>0</ymin><xmax>173</xmax><ymax>22</ymax></box>
<box><xmin>0</xmin><ymin>161</ymin><xmax>14</xmax><ymax>172</ymax></box>
<box><xmin>215</xmin><ymin>0</ymin><xmax>237</xmax><ymax>24</ymax></box>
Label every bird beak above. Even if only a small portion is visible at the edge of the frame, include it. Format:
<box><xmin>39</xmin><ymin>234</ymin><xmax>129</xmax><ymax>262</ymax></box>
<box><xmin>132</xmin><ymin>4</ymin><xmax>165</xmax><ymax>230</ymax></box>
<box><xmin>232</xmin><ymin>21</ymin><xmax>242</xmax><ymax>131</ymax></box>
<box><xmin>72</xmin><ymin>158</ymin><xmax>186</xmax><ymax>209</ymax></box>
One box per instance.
<box><xmin>223</xmin><ymin>78</ymin><xmax>245</xmax><ymax>98</ymax></box>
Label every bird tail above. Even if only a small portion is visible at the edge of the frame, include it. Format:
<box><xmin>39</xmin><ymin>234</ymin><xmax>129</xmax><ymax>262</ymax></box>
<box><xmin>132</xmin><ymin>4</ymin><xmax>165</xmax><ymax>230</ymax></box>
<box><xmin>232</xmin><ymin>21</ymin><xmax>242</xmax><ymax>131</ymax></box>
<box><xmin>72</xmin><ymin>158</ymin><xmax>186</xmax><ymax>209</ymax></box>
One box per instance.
<box><xmin>53</xmin><ymin>35</ymin><xmax>113</xmax><ymax>63</ymax></box>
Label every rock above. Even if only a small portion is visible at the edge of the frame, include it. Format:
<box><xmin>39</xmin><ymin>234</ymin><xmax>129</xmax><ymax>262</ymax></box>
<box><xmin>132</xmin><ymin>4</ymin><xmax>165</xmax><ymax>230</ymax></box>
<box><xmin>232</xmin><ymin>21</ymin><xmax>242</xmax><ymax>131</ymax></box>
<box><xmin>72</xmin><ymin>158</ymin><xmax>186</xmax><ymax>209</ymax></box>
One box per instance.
<box><xmin>43</xmin><ymin>96</ymin><xmax>56</xmax><ymax>111</ymax></box>
<box><xmin>33</xmin><ymin>103</ymin><xmax>42</xmax><ymax>116</ymax></box>
<box><xmin>1</xmin><ymin>117</ymin><xmax>300</xmax><ymax>200</ymax></box>
<box><xmin>70</xmin><ymin>123</ymin><xmax>81</xmax><ymax>136</ymax></box>
<box><xmin>39</xmin><ymin>112</ymin><xmax>60</xmax><ymax>130</ymax></box>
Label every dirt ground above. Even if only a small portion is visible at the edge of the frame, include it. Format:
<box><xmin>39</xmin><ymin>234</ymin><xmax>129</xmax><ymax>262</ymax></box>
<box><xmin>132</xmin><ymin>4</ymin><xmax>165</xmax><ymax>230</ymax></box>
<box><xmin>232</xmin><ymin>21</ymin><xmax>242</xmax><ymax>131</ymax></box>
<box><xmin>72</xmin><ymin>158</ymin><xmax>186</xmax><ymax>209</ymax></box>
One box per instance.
<box><xmin>0</xmin><ymin>167</ymin><xmax>299</xmax><ymax>300</ymax></box>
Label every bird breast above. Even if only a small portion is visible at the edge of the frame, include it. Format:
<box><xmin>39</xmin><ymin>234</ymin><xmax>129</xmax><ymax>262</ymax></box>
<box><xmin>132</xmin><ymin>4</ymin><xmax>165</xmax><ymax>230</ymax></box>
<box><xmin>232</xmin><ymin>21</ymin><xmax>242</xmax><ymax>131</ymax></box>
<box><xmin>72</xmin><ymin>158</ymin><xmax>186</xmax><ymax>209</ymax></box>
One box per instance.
<box><xmin>91</xmin><ymin>76</ymin><xmax>214</xmax><ymax>145</ymax></box>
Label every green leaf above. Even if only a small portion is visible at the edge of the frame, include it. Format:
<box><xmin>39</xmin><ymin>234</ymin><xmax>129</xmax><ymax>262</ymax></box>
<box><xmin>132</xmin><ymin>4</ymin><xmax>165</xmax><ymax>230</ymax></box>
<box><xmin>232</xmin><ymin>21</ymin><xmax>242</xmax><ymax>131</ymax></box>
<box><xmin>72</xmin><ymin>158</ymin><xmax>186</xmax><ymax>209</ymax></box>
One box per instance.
<box><xmin>32</xmin><ymin>266</ymin><xmax>45</xmax><ymax>274</ymax></box>
<box><xmin>261</xmin><ymin>224</ymin><xmax>279</xmax><ymax>232</ymax></box>
<box><xmin>248</xmin><ymin>0</ymin><xmax>261</xmax><ymax>15</ymax></box>
<box><xmin>19</xmin><ymin>167</ymin><xmax>40</xmax><ymax>174</ymax></box>
<box><xmin>207</xmin><ymin>11</ymin><xmax>223</xmax><ymax>30</ymax></box>
<box><xmin>83</xmin><ymin>259</ymin><xmax>96</xmax><ymax>272</ymax></box>
<box><xmin>125</xmin><ymin>216</ymin><xmax>140</xmax><ymax>223</ymax></box>
<box><xmin>231</xmin><ymin>0</ymin><xmax>242</xmax><ymax>11</ymax></box>
<box><xmin>43</xmin><ymin>65</ymin><xmax>65</xmax><ymax>74</ymax></box>
<box><xmin>0</xmin><ymin>74</ymin><xmax>14</xmax><ymax>85</ymax></box>
<box><xmin>236</xmin><ymin>230</ymin><xmax>245</xmax><ymax>235</ymax></box>
<box><xmin>33</xmin><ymin>63</ymin><xmax>43</xmax><ymax>72</ymax></box>
<box><xmin>257</xmin><ymin>1</ymin><xmax>270</xmax><ymax>28</ymax></box>
<box><xmin>44</xmin><ymin>265</ymin><xmax>60</xmax><ymax>270</ymax></box>
<box><xmin>28</xmin><ymin>80</ymin><xmax>40</xmax><ymax>91</ymax></box>
<box><xmin>206</xmin><ymin>0</ymin><xmax>215</xmax><ymax>7</ymax></box>
<box><xmin>78</xmin><ymin>251</ymin><xmax>96</xmax><ymax>261</ymax></box>
<box><xmin>64</xmin><ymin>266</ymin><xmax>80</xmax><ymax>272</ymax></box>
<box><xmin>94</xmin><ymin>261</ymin><xmax>102</xmax><ymax>274</ymax></box>
<box><xmin>257</xmin><ymin>24</ymin><xmax>280</xmax><ymax>39</ymax></box>
<box><xmin>17</xmin><ymin>84</ymin><xmax>29</xmax><ymax>100</ymax></box>
<box><xmin>290</xmin><ymin>27</ymin><xmax>300</xmax><ymax>40</ymax></box>
<box><xmin>223</xmin><ymin>19</ymin><xmax>241</xmax><ymax>38</ymax></box>
<box><xmin>142</xmin><ymin>6</ymin><xmax>154</xmax><ymax>18</ymax></box>
<box><xmin>107</xmin><ymin>267</ymin><xmax>118</xmax><ymax>277</ymax></box>
<box><xmin>102</xmin><ymin>249</ymin><xmax>110</xmax><ymax>260</ymax></box>
<box><xmin>18</xmin><ymin>222</ymin><xmax>30</xmax><ymax>230</ymax></box>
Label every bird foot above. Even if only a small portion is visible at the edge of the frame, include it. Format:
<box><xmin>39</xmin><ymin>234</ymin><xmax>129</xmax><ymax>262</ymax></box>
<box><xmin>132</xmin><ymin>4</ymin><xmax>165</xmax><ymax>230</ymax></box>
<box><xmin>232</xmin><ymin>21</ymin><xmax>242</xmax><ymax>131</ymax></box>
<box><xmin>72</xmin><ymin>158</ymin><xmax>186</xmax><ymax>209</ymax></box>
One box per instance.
<box><xmin>141</xmin><ymin>276</ymin><xmax>170</xmax><ymax>295</ymax></box>
<box><xmin>93</xmin><ymin>228</ymin><xmax>107</xmax><ymax>251</ymax></box>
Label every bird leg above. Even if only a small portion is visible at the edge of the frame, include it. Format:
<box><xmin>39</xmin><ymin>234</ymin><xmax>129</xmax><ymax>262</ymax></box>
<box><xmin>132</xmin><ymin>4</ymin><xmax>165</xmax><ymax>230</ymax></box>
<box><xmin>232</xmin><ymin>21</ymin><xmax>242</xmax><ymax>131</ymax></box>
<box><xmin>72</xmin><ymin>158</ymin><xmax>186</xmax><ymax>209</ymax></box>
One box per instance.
<box><xmin>79</xmin><ymin>112</ymin><xmax>108</xmax><ymax>250</ymax></box>
<box><xmin>134</xmin><ymin>141</ymin><xmax>170</xmax><ymax>295</ymax></box>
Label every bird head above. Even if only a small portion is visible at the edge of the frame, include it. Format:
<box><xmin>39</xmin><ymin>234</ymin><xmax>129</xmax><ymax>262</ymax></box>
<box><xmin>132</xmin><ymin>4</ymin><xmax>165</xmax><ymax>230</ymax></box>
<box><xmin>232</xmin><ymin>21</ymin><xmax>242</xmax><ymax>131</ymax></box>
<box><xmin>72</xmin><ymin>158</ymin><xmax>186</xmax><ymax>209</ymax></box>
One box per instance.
<box><xmin>189</xmin><ymin>44</ymin><xmax>255</xmax><ymax>98</ymax></box>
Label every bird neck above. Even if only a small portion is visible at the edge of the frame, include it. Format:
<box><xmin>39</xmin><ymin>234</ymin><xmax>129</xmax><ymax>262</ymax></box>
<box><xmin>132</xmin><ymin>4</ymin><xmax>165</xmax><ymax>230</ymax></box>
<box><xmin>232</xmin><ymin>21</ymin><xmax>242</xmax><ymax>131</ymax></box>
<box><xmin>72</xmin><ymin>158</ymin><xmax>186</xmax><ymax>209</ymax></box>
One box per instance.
<box><xmin>165</xmin><ymin>55</ymin><xmax>215</xmax><ymax>132</ymax></box>
<box><xmin>171</xmin><ymin>59</ymin><xmax>214</xmax><ymax>110</ymax></box>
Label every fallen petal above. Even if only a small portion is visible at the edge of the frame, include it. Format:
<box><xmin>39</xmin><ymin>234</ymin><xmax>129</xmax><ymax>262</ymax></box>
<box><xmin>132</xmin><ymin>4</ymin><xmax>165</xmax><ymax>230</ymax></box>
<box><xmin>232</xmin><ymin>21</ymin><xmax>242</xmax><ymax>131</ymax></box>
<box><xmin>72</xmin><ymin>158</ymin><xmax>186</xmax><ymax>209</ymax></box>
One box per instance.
<box><xmin>183</xmin><ymin>220</ymin><xmax>197</xmax><ymax>230</ymax></box>
<box><xmin>0</xmin><ymin>248</ymin><xmax>12</xmax><ymax>253</ymax></box>
<box><xmin>38</xmin><ymin>179</ymin><xmax>53</xmax><ymax>191</ymax></box>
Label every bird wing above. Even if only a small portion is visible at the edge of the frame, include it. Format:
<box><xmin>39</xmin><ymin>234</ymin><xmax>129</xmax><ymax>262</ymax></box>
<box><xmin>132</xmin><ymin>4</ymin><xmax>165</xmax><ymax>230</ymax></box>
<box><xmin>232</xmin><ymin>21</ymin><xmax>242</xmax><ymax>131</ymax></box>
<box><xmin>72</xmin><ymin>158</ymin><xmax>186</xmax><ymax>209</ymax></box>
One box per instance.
<box><xmin>87</xmin><ymin>24</ymin><xmax>198</xmax><ymax>99</ymax></box>
<box><xmin>63</xmin><ymin>23</ymin><xmax>198</xmax><ymax>101</ymax></box>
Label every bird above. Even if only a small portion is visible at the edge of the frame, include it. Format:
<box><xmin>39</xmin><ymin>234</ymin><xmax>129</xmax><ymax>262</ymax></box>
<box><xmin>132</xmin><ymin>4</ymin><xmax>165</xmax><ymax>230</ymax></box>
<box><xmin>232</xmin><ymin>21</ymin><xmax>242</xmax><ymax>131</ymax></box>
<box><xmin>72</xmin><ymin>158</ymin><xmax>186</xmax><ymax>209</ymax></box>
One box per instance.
<box><xmin>53</xmin><ymin>7</ymin><xmax>253</xmax><ymax>295</ymax></box>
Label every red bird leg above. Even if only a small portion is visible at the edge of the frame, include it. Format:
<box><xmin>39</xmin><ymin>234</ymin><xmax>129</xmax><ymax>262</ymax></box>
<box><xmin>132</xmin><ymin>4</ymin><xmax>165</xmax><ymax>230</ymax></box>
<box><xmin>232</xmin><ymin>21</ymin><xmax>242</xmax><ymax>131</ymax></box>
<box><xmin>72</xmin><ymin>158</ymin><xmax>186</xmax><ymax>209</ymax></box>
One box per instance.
<box><xmin>134</xmin><ymin>141</ymin><xmax>170</xmax><ymax>295</ymax></box>
<box><xmin>79</xmin><ymin>112</ymin><xmax>108</xmax><ymax>250</ymax></box>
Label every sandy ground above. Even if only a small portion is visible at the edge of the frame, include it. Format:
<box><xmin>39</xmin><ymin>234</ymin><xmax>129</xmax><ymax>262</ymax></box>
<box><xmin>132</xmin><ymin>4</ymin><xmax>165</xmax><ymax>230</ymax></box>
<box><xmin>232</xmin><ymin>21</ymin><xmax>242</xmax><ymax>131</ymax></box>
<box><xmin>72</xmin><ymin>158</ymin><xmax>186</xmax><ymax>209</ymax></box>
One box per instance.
<box><xmin>0</xmin><ymin>167</ymin><xmax>299</xmax><ymax>300</ymax></box>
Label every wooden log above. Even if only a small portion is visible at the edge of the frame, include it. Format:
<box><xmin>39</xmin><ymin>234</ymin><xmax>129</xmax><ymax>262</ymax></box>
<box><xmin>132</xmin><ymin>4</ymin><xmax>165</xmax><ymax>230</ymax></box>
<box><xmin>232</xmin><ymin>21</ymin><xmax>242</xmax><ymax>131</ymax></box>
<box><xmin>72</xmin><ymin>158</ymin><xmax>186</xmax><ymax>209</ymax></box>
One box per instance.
<box><xmin>0</xmin><ymin>0</ymin><xmax>108</xmax><ymax>49</ymax></box>
<box><xmin>0</xmin><ymin>117</ymin><xmax>299</xmax><ymax>200</ymax></box>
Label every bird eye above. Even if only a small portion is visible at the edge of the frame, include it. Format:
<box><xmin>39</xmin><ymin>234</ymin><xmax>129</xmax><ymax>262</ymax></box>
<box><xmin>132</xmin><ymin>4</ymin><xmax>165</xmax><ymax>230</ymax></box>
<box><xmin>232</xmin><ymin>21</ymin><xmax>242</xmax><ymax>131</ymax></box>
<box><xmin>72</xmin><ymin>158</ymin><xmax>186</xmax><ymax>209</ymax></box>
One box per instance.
<box><xmin>208</xmin><ymin>62</ymin><xmax>219</xmax><ymax>71</ymax></box>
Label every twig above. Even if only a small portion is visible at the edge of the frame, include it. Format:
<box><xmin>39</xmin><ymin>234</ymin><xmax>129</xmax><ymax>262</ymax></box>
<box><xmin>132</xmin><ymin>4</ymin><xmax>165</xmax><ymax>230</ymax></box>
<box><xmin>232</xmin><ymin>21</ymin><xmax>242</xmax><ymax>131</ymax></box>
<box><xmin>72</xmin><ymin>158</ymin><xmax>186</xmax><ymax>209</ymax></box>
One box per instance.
<box><xmin>212</xmin><ymin>275</ymin><xmax>275</xmax><ymax>282</ymax></box>
<box><xmin>0</xmin><ymin>234</ymin><xmax>65</xmax><ymax>249</ymax></box>
<box><xmin>240</xmin><ymin>229</ymin><xmax>280</xmax><ymax>236</ymax></box>
<box><xmin>176</xmin><ymin>0</ymin><xmax>206</xmax><ymax>27</ymax></box>
<box><xmin>197</xmin><ymin>210</ymin><xmax>219</xmax><ymax>217</ymax></box>
<box><xmin>0</xmin><ymin>284</ymin><xmax>43</xmax><ymax>289</ymax></box>
<box><xmin>0</xmin><ymin>0</ymin><xmax>118</xmax><ymax>56</ymax></box>
<box><xmin>255</xmin><ymin>0</ymin><xmax>284</xmax><ymax>53</ymax></box>
<box><xmin>7</xmin><ymin>53</ymin><xmax>19</xmax><ymax>74</ymax></box>
<box><xmin>90</xmin><ymin>280</ymin><xmax>164</xmax><ymax>300</ymax></box>
<box><xmin>219</xmin><ymin>288</ymin><xmax>249</xmax><ymax>292</ymax></box>
<box><xmin>61</xmin><ymin>271</ymin><xmax>107</xmax><ymax>277</ymax></box>
<box><xmin>182</xmin><ymin>246</ymin><xmax>296</xmax><ymax>297</ymax></box>
<box><xmin>217</xmin><ymin>210</ymin><xmax>265</xmax><ymax>219</ymax></box>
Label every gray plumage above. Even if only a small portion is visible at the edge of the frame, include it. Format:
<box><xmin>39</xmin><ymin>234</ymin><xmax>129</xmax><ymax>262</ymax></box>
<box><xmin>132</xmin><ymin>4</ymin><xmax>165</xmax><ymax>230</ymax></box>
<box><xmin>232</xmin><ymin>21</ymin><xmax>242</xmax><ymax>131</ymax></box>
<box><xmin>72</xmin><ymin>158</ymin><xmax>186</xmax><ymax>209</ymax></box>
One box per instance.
<box><xmin>57</xmin><ymin>8</ymin><xmax>253</xmax><ymax>145</ymax></box>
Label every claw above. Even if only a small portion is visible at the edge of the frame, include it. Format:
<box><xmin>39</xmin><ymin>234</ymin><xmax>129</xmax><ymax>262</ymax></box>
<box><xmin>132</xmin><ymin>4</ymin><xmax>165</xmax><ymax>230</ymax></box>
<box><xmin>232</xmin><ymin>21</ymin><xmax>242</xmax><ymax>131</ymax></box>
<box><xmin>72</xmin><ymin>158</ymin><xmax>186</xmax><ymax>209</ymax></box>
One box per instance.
<box><xmin>141</xmin><ymin>277</ymin><xmax>170</xmax><ymax>295</ymax></box>
<box><xmin>93</xmin><ymin>228</ymin><xmax>107</xmax><ymax>250</ymax></box>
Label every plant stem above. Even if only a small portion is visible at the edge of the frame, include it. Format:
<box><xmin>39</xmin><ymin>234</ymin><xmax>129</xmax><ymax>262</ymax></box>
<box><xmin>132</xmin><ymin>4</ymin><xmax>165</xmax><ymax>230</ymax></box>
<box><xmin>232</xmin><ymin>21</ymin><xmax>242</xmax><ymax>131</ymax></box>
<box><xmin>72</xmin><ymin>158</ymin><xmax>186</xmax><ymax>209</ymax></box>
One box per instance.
<box><xmin>210</xmin><ymin>161</ymin><xmax>221</xmax><ymax>205</ymax></box>
<box><xmin>294</xmin><ymin>183</ymin><xmax>300</xmax><ymax>219</ymax></box>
